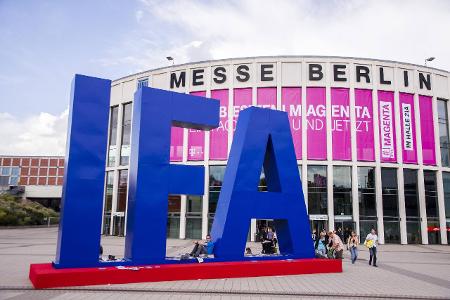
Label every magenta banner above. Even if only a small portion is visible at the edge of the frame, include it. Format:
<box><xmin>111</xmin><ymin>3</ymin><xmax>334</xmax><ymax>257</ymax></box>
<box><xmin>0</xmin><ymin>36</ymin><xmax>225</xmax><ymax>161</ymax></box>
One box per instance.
<box><xmin>188</xmin><ymin>91</ymin><xmax>206</xmax><ymax>161</ymax></box>
<box><xmin>209</xmin><ymin>89</ymin><xmax>229</xmax><ymax>160</ymax></box>
<box><xmin>257</xmin><ymin>87</ymin><xmax>277</xmax><ymax>108</ymax></box>
<box><xmin>355</xmin><ymin>89</ymin><xmax>374</xmax><ymax>161</ymax></box>
<box><xmin>170</xmin><ymin>127</ymin><xmax>183</xmax><ymax>161</ymax></box>
<box><xmin>378</xmin><ymin>91</ymin><xmax>397</xmax><ymax>163</ymax></box>
<box><xmin>281</xmin><ymin>87</ymin><xmax>302</xmax><ymax>159</ymax></box>
<box><xmin>400</xmin><ymin>93</ymin><xmax>417</xmax><ymax>164</ymax></box>
<box><xmin>232</xmin><ymin>88</ymin><xmax>252</xmax><ymax>132</ymax></box>
<box><xmin>419</xmin><ymin>95</ymin><xmax>436</xmax><ymax>165</ymax></box>
<box><xmin>307</xmin><ymin>87</ymin><xmax>327</xmax><ymax>160</ymax></box>
<box><xmin>331</xmin><ymin>88</ymin><xmax>351</xmax><ymax>160</ymax></box>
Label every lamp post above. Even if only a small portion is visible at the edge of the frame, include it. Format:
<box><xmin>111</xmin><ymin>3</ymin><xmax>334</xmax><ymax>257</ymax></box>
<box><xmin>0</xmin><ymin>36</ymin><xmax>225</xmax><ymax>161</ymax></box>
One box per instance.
<box><xmin>166</xmin><ymin>56</ymin><xmax>174</xmax><ymax>66</ymax></box>
<box><xmin>424</xmin><ymin>57</ymin><xmax>435</xmax><ymax>66</ymax></box>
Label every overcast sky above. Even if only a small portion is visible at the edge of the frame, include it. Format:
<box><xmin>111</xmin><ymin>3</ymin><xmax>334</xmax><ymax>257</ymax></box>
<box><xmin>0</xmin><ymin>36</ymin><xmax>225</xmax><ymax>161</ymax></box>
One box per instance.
<box><xmin>0</xmin><ymin>0</ymin><xmax>449</xmax><ymax>155</ymax></box>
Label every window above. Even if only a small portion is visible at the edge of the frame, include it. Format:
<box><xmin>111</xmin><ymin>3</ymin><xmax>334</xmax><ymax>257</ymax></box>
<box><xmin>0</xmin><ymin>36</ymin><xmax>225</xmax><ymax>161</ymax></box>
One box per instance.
<box><xmin>102</xmin><ymin>172</ymin><xmax>114</xmax><ymax>234</ymax></box>
<box><xmin>438</xmin><ymin>99</ymin><xmax>450</xmax><ymax>167</ymax></box>
<box><xmin>116</xmin><ymin>170</ymin><xmax>128</xmax><ymax>212</ymax></box>
<box><xmin>120</xmin><ymin>103</ymin><xmax>132</xmax><ymax>166</ymax></box>
<box><xmin>333</xmin><ymin>166</ymin><xmax>352</xmax><ymax>216</ymax></box>
<box><xmin>208</xmin><ymin>166</ymin><xmax>226</xmax><ymax>231</ymax></box>
<box><xmin>381</xmin><ymin>168</ymin><xmax>400</xmax><ymax>243</ymax></box>
<box><xmin>404</xmin><ymin>169</ymin><xmax>421</xmax><ymax>243</ymax></box>
<box><xmin>0</xmin><ymin>167</ymin><xmax>20</xmax><ymax>186</ymax></box>
<box><xmin>137</xmin><ymin>78</ymin><xmax>148</xmax><ymax>89</ymax></box>
<box><xmin>445</xmin><ymin>172</ymin><xmax>450</xmax><ymax>244</ymax></box>
<box><xmin>307</xmin><ymin>165</ymin><xmax>327</xmax><ymax>215</ymax></box>
<box><xmin>424</xmin><ymin>170</ymin><xmax>440</xmax><ymax>244</ymax></box>
<box><xmin>186</xmin><ymin>196</ymin><xmax>202</xmax><ymax>239</ymax></box>
<box><xmin>358</xmin><ymin>167</ymin><xmax>376</xmax><ymax>218</ymax></box>
<box><xmin>108</xmin><ymin>106</ymin><xmax>119</xmax><ymax>167</ymax></box>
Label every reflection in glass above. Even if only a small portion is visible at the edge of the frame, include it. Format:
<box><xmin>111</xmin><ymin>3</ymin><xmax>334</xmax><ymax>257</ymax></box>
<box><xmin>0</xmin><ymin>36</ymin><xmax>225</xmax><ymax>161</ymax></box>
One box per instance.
<box><xmin>424</xmin><ymin>171</ymin><xmax>440</xmax><ymax>244</ymax></box>
<box><xmin>438</xmin><ymin>100</ymin><xmax>450</xmax><ymax>167</ymax></box>
<box><xmin>333</xmin><ymin>166</ymin><xmax>352</xmax><ymax>216</ymax></box>
<box><xmin>108</xmin><ymin>106</ymin><xmax>119</xmax><ymax>167</ymax></box>
<box><xmin>358</xmin><ymin>167</ymin><xmax>376</xmax><ymax>218</ymax></box>
<box><xmin>102</xmin><ymin>172</ymin><xmax>114</xmax><ymax>235</ymax></box>
<box><xmin>120</xmin><ymin>103</ymin><xmax>132</xmax><ymax>166</ymax></box>
<box><xmin>381</xmin><ymin>168</ymin><xmax>400</xmax><ymax>243</ymax></box>
<box><xmin>404</xmin><ymin>169</ymin><xmax>421</xmax><ymax>243</ymax></box>
<box><xmin>307</xmin><ymin>165</ymin><xmax>327</xmax><ymax>215</ymax></box>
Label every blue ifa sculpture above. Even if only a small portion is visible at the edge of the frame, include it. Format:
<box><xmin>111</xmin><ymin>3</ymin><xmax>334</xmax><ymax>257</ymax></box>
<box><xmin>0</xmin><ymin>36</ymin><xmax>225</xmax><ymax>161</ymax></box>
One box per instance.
<box><xmin>54</xmin><ymin>74</ymin><xmax>313</xmax><ymax>269</ymax></box>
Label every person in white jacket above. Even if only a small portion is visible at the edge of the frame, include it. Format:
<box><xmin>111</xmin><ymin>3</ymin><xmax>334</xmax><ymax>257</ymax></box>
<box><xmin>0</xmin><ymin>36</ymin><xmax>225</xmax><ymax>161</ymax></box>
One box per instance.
<box><xmin>365</xmin><ymin>228</ymin><xmax>378</xmax><ymax>267</ymax></box>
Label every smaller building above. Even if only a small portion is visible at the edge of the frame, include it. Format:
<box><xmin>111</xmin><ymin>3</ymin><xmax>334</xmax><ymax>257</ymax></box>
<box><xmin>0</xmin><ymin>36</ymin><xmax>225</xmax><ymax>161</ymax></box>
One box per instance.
<box><xmin>0</xmin><ymin>156</ymin><xmax>64</xmax><ymax>211</ymax></box>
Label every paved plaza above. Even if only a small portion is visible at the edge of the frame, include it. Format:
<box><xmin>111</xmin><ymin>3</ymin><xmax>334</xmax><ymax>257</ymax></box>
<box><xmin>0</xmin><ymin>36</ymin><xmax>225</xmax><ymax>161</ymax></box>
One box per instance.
<box><xmin>0</xmin><ymin>227</ymin><xmax>449</xmax><ymax>299</ymax></box>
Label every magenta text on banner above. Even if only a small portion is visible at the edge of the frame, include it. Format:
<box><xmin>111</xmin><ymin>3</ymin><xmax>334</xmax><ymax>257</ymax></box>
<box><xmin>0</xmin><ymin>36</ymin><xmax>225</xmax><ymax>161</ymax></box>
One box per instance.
<box><xmin>232</xmin><ymin>88</ymin><xmax>252</xmax><ymax>132</ymax></box>
<box><xmin>399</xmin><ymin>93</ymin><xmax>417</xmax><ymax>164</ymax></box>
<box><xmin>419</xmin><ymin>95</ymin><xmax>436</xmax><ymax>165</ymax></box>
<box><xmin>355</xmin><ymin>89</ymin><xmax>374</xmax><ymax>161</ymax></box>
<box><xmin>307</xmin><ymin>87</ymin><xmax>327</xmax><ymax>160</ymax></box>
<box><xmin>378</xmin><ymin>90</ymin><xmax>397</xmax><ymax>163</ymax></box>
<box><xmin>257</xmin><ymin>87</ymin><xmax>277</xmax><ymax>108</ymax></box>
<box><xmin>331</xmin><ymin>88</ymin><xmax>351</xmax><ymax>160</ymax></box>
<box><xmin>209</xmin><ymin>89</ymin><xmax>229</xmax><ymax>160</ymax></box>
<box><xmin>281</xmin><ymin>87</ymin><xmax>302</xmax><ymax>159</ymax></box>
<box><xmin>187</xmin><ymin>91</ymin><xmax>206</xmax><ymax>161</ymax></box>
<box><xmin>170</xmin><ymin>126</ymin><xmax>183</xmax><ymax>162</ymax></box>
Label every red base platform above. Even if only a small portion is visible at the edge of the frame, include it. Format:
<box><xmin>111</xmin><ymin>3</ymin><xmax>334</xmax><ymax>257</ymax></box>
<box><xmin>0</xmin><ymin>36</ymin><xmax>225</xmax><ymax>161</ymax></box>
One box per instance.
<box><xmin>29</xmin><ymin>259</ymin><xmax>342</xmax><ymax>289</ymax></box>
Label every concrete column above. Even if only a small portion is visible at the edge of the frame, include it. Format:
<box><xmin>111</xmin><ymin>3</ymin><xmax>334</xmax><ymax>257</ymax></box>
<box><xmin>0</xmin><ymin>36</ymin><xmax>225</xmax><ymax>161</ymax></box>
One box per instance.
<box><xmin>417</xmin><ymin>168</ymin><xmax>429</xmax><ymax>244</ymax></box>
<box><xmin>397</xmin><ymin>167</ymin><xmax>408</xmax><ymax>244</ymax></box>
<box><xmin>179</xmin><ymin>195</ymin><xmax>187</xmax><ymax>239</ymax></box>
<box><xmin>375</xmin><ymin>166</ymin><xmax>385</xmax><ymax>244</ymax></box>
<box><xmin>327</xmin><ymin>164</ymin><xmax>334</xmax><ymax>231</ymax></box>
<box><xmin>250</xmin><ymin>219</ymin><xmax>257</xmax><ymax>242</ymax></box>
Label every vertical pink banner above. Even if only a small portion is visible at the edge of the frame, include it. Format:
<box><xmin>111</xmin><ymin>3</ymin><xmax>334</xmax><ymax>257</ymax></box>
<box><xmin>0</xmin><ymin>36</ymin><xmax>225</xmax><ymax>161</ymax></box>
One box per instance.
<box><xmin>170</xmin><ymin>127</ymin><xmax>183</xmax><ymax>162</ymax></box>
<box><xmin>257</xmin><ymin>87</ymin><xmax>277</xmax><ymax>108</ymax></box>
<box><xmin>188</xmin><ymin>91</ymin><xmax>206</xmax><ymax>161</ymax></box>
<box><xmin>419</xmin><ymin>95</ymin><xmax>436</xmax><ymax>165</ymax></box>
<box><xmin>399</xmin><ymin>93</ymin><xmax>417</xmax><ymax>164</ymax></box>
<box><xmin>232</xmin><ymin>88</ymin><xmax>252</xmax><ymax>132</ymax></box>
<box><xmin>281</xmin><ymin>87</ymin><xmax>302</xmax><ymax>159</ymax></box>
<box><xmin>307</xmin><ymin>87</ymin><xmax>327</xmax><ymax>160</ymax></box>
<box><xmin>331</xmin><ymin>88</ymin><xmax>351</xmax><ymax>160</ymax></box>
<box><xmin>355</xmin><ymin>89</ymin><xmax>375</xmax><ymax>161</ymax></box>
<box><xmin>209</xmin><ymin>89</ymin><xmax>229</xmax><ymax>160</ymax></box>
<box><xmin>378</xmin><ymin>91</ymin><xmax>397</xmax><ymax>163</ymax></box>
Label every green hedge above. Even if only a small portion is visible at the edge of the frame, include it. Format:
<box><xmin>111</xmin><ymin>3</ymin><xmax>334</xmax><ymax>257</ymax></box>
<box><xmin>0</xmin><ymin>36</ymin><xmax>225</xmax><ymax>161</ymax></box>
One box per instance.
<box><xmin>0</xmin><ymin>194</ymin><xmax>59</xmax><ymax>226</ymax></box>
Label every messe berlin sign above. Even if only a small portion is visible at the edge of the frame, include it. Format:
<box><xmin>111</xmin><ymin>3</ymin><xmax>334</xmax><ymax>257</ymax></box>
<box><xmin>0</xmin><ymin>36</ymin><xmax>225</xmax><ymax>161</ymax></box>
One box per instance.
<box><xmin>29</xmin><ymin>74</ymin><xmax>341</xmax><ymax>288</ymax></box>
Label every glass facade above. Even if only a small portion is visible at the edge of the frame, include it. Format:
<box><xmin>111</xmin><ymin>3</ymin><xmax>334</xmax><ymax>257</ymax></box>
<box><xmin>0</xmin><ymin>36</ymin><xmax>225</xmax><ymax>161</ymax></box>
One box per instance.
<box><xmin>444</xmin><ymin>172</ymin><xmax>450</xmax><ymax>244</ymax></box>
<box><xmin>0</xmin><ymin>166</ymin><xmax>20</xmax><ymax>186</ymax></box>
<box><xmin>358</xmin><ymin>167</ymin><xmax>377</xmax><ymax>241</ymax></box>
<box><xmin>381</xmin><ymin>168</ymin><xmax>400</xmax><ymax>243</ymax></box>
<box><xmin>112</xmin><ymin>170</ymin><xmax>128</xmax><ymax>236</ymax></box>
<box><xmin>307</xmin><ymin>166</ymin><xmax>327</xmax><ymax>215</ymax></box>
<box><xmin>424</xmin><ymin>171</ymin><xmax>440</xmax><ymax>244</ymax></box>
<box><xmin>208</xmin><ymin>166</ymin><xmax>226</xmax><ymax>231</ymax></box>
<box><xmin>404</xmin><ymin>169</ymin><xmax>421</xmax><ymax>244</ymax></box>
<box><xmin>167</xmin><ymin>195</ymin><xmax>180</xmax><ymax>238</ymax></box>
<box><xmin>333</xmin><ymin>166</ymin><xmax>352</xmax><ymax>217</ymax></box>
<box><xmin>438</xmin><ymin>99</ymin><xmax>450</xmax><ymax>167</ymax></box>
<box><xmin>186</xmin><ymin>196</ymin><xmax>202</xmax><ymax>239</ymax></box>
<box><xmin>120</xmin><ymin>103</ymin><xmax>132</xmax><ymax>166</ymax></box>
<box><xmin>108</xmin><ymin>106</ymin><xmax>119</xmax><ymax>167</ymax></box>
<box><xmin>102</xmin><ymin>172</ymin><xmax>114</xmax><ymax>235</ymax></box>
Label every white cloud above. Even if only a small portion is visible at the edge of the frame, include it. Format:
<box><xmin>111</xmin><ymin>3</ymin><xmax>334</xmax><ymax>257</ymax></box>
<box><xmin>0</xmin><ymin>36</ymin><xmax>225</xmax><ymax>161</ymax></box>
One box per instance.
<box><xmin>0</xmin><ymin>110</ymin><xmax>68</xmax><ymax>156</ymax></box>
<box><xmin>135</xmin><ymin>0</ymin><xmax>450</xmax><ymax>70</ymax></box>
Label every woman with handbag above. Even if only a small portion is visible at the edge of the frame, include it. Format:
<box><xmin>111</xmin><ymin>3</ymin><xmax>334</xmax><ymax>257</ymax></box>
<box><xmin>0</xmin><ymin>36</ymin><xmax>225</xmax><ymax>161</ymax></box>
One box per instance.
<box><xmin>347</xmin><ymin>231</ymin><xmax>359</xmax><ymax>264</ymax></box>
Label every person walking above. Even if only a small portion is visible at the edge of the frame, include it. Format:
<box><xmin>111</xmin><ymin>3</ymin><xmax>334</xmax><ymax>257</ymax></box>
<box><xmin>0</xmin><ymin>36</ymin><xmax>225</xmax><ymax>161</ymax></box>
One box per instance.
<box><xmin>328</xmin><ymin>231</ymin><xmax>344</xmax><ymax>259</ymax></box>
<box><xmin>347</xmin><ymin>231</ymin><xmax>359</xmax><ymax>264</ymax></box>
<box><xmin>364</xmin><ymin>228</ymin><xmax>378</xmax><ymax>267</ymax></box>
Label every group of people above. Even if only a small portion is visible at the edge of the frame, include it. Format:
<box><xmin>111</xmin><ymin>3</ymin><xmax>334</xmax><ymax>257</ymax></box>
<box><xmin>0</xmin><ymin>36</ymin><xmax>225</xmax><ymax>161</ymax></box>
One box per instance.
<box><xmin>313</xmin><ymin>227</ymin><xmax>379</xmax><ymax>267</ymax></box>
<box><xmin>259</xmin><ymin>227</ymin><xmax>278</xmax><ymax>254</ymax></box>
